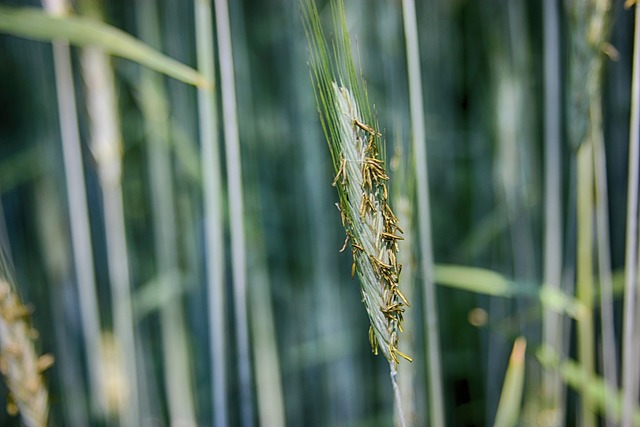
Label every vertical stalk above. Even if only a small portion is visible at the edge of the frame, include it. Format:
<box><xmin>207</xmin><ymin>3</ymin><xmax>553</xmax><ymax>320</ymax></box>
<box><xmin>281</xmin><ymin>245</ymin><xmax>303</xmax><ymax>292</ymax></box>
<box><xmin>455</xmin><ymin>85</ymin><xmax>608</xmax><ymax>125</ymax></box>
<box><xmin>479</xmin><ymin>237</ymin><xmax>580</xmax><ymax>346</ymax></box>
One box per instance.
<box><xmin>592</xmin><ymin>88</ymin><xmax>618</xmax><ymax>427</ymax></box>
<box><xmin>135</xmin><ymin>1</ymin><xmax>197</xmax><ymax>425</ymax></box>
<box><xmin>576</xmin><ymin>142</ymin><xmax>595</xmax><ymax>427</ymax></box>
<box><xmin>213</xmin><ymin>1</ymin><xmax>254</xmax><ymax>426</ymax></box>
<box><xmin>78</xmin><ymin>1</ymin><xmax>139</xmax><ymax>423</ymax></box>
<box><xmin>622</xmin><ymin>4</ymin><xmax>640</xmax><ymax>427</ymax></box>
<box><xmin>41</xmin><ymin>0</ymin><xmax>106</xmax><ymax>418</ymax></box>
<box><xmin>401</xmin><ymin>0</ymin><xmax>445</xmax><ymax>425</ymax></box>
<box><xmin>541</xmin><ymin>0</ymin><xmax>563</xmax><ymax>422</ymax></box>
<box><xmin>396</xmin><ymin>193</ymin><xmax>416</xmax><ymax>427</ymax></box>
<box><xmin>194</xmin><ymin>1</ymin><xmax>227</xmax><ymax>425</ymax></box>
<box><xmin>248</xmin><ymin>240</ymin><xmax>286</xmax><ymax>427</ymax></box>
<box><xmin>33</xmin><ymin>180</ymin><xmax>86</xmax><ymax>426</ymax></box>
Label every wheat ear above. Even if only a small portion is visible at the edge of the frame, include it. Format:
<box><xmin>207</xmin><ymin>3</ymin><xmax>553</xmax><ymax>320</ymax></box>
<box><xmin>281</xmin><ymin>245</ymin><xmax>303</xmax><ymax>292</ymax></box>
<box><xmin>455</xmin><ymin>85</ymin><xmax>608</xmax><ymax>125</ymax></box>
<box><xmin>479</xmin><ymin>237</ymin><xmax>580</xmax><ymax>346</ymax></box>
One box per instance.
<box><xmin>0</xmin><ymin>279</ymin><xmax>52</xmax><ymax>427</ymax></box>
<box><xmin>332</xmin><ymin>83</ymin><xmax>409</xmax><ymax>365</ymax></box>
<box><xmin>303</xmin><ymin>1</ymin><xmax>411</xmax><ymax>425</ymax></box>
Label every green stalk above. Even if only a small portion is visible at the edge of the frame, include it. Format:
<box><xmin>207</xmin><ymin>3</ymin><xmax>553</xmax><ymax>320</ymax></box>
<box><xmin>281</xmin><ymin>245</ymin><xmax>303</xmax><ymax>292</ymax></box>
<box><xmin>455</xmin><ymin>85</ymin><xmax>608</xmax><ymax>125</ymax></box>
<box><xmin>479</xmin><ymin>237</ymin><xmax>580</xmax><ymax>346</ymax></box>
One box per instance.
<box><xmin>395</xmin><ymin>192</ymin><xmax>416</xmax><ymax>427</ymax></box>
<box><xmin>567</xmin><ymin>2</ymin><xmax>612</xmax><ymax>425</ymax></box>
<box><xmin>577</xmin><ymin>142</ymin><xmax>596</xmax><ymax>427</ymax></box>
<box><xmin>623</xmin><ymin>4</ymin><xmax>640</xmax><ymax>427</ymax></box>
<box><xmin>592</xmin><ymin>83</ymin><xmax>618</xmax><ymax>427</ymax></box>
<box><xmin>135</xmin><ymin>1</ymin><xmax>197</xmax><ymax>425</ymax></box>
<box><xmin>77</xmin><ymin>1</ymin><xmax>140</xmax><ymax>423</ymax></box>
<box><xmin>493</xmin><ymin>338</ymin><xmax>526</xmax><ymax>427</ymax></box>
<box><xmin>401</xmin><ymin>0</ymin><xmax>444</xmax><ymax>425</ymax></box>
<box><xmin>41</xmin><ymin>0</ymin><xmax>106</xmax><ymax>418</ymax></box>
<box><xmin>33</xmin><ymin>178</ymin><xmax>86</xmax><ymax>426</ymax></box>
<box><xmin>247</xmin><ymin>224</ymin><xmax>286</xmax><ymax>427</ymax></box>
<box><xmin>194</xmin><ymin>1</ymin><xmax>227</xmax><ymax>425</ymax></box>
<box><xmin>213</xmin><ymin>1</ymin><xmax>254</xmax><ymax>425</ymax></box>
<box><xmin>541</xmin><ymin>0</ymin><xmax>563</xmax><ymax>422</ymax></box>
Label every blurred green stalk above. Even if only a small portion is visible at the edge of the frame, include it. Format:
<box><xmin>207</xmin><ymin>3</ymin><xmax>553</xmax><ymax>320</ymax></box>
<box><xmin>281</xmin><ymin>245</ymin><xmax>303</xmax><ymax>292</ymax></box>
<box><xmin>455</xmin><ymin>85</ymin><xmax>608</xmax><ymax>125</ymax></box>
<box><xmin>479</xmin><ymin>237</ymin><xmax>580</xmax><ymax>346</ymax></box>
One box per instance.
<box><xmin>135</xmin><ymin>0</ymin><xmax>197</xmax><ymax>425</ymax></box>
<box><xmin>401</xmin><ymin>0</ymin><xmax>445</xmax><ymax>425</ymax></box>
<box><xmin>194</xmin><ymin>1</ymin><xmax>227</xmax><ymax>425</ymax></box>
<box><xmin>541</xmin><ymin>0</ymin><xmax>564</xmax><ymax>422</ymax></box>
<box><xmin>41</xmin><ymin>0</ymin><xmax>106</xmax><ymax>419</ymax></box>
<box><xmin>623</xmin><ymin>4</ymin><xmax>640</xmax><ymax>427</ymax></box>
<box><xmin>213</xmin><ymin>1</ymin><xmax>254</xmax><ymax>425</ymax></box>
<box><xmin>396</xmin><ymin>192</ymin><xmax>416</xmax><ymax>427</ymax></box>
<box><xmin>493</xmin><ymin>337</ymin><xmax>526</xmax><ymax>427</ymax></box>
<box><xmin>78</xmin><ymin>1</ymin><xmax>141</xmax><ymax>424</ymax></box>
<box><xmin>592</xmin><ymin>75</ymin><xmax>618</xmax><ymax>427</ymax></box>
<box><xmin>577</xmin><ymin>142</ymin><xmax>596</xmax><ymax>427</ymax></box>
<box><xmin>568</xmin><ymin>2</ymin><xmax>612</xmax><ymax>425</ymax></box>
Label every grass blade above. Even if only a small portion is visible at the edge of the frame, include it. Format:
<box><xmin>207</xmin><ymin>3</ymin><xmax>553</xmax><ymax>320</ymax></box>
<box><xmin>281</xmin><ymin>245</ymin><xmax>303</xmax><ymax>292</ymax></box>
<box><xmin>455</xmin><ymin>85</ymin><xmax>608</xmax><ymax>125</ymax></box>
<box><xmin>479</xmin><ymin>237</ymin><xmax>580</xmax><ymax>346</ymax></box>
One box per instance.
<box><xmin>0</xmin><ymin>5</ymin><xmax>206</xmax><ymax>87</ymax></box>
<box><xmin>493</xmin><ymin>337</ymin><xmax>526</xmax><ymax>427</ymax></box>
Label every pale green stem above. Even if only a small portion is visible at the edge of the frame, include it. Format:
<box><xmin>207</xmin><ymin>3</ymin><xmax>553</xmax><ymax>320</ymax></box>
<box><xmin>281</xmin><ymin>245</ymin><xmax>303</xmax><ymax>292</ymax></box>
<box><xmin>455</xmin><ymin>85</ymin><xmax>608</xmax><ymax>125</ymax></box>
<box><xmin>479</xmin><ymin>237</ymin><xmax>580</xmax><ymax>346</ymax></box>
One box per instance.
<box><xmin>542</xmin><ymin>0</ymin><xmax>563</xmax><ymax>422</ymax></box>
<box><xmin>592</xmin><ymin>88</ymin><xmax>618</xmax><ymax>427</ymax></box>
<box><xmin>493</xmin><ymin>338</ymin><xmax>526</xmax><ymax>427</ymax></box>
<box><xmin>623</xmin><ymin>6</ymin><xmax>640</xmax><ymax>427</ymax></box>
<box><xmin>396</xmin><ymin>195</ymin><xmax>415</xmax><ymax>427</ymax></box>
<box><xmin>42</xmin><ymin>0</ymin><xmax>106</xmax><ymax>417</ymax></box>
<box><xmin>401</xmin><ymin>0</ymin><xmax>445</xmax><ymax>425</ymax></box>
<box><xmin>99</xmin><ymin>174</ymin><xmax>139</xmax><ymax>427</ymax></box>
<box><xmin>213</xmin><ymin>1</ymin><xmax>254</xmax><ymax>426</ymax></box>
<box><xmin>249</xmin><ymin>260</ymin><xmax>286</xmax><ymax>427</ymax></box>
<box><xmin>577</xmin><ymin>142</ymin><xmax>595</xmax><ymax>427</ymax></box>
<box><xmin>194</xmin><ymin>1</ymin><xmax>227</xmax><ymax>425</ymax></box>
<box><xmin>78</xmin><ymin>6</ymin><xmax>139</xmax><ymax>423</ymax></box>
<box><xmin>135</xmin><ymin>1</ymin><xmax>197</xmax><ymax>425</ymax></box>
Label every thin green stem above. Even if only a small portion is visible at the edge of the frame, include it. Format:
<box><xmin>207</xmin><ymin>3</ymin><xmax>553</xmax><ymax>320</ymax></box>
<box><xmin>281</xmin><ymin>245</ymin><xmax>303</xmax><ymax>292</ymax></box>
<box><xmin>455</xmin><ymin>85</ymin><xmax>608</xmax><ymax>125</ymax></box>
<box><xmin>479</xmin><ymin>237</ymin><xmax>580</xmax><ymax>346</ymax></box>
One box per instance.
<box><xmin>623</xmin><ymin>5</ymin><xmax>640</xmax><ymax>427</ymax></box>
<box><xmin>401</xmin><ymin>0</ymin><xmax>445</xmax><ymax>425</ymax></box>
<box><xmin>42</xmin><ymin>0</ymin><xmax>106</xmax><ymax>418</ymax></box>
<box><xmin>194</xmin><ymin>1</ymin><xmax>227</xmax><ymax>426</ymax></box>
<box><xmin>135</xmin><ymin>0</ymin><xmax>197</xmax><ymax>425</ymax></box>
<box><xmin>213</xmin><ymin>1</ymin><xmax>254</xmax><ymax>425</ymax></box>
<box><xmin>541</xmin><ymin>0</ymin><xmax>563</xmax><ymax>421</ymax></box>
<box><xmin>78</xmin><ymin>2</ymin><xmax>140</xmax><ymax>424</ymax></box>
<box><xmin>592</xmin><ymin>86</ymin><xmax>618</xmax><ymax>427</ymax></box>
<box><xmin>577</xmin><ymin>142</ymin><xmax>595</xmax><ymax>427</ymax></box>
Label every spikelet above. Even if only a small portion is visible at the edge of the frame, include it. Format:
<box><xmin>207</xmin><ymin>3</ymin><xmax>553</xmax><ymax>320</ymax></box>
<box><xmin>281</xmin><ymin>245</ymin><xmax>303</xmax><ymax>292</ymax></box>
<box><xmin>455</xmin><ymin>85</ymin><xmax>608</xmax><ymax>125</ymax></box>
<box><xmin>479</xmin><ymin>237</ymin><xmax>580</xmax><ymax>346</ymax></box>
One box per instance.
<box><xmin>0</xmin><ymin>279</ymin><xmax>51</xmax><ymax>427</ymax></box>
<box><xmin>331</xmin><ymin>84</ymin><xmax>410</xmax><ymax>364</ymax></box>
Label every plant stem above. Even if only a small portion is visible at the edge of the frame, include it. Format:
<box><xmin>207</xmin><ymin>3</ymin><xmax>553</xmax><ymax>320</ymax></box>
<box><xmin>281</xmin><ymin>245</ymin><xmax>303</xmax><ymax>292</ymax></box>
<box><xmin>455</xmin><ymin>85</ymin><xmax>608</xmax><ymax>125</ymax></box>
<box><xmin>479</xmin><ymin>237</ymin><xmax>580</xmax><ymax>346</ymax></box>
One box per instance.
<box><xmin>577</xmin><ymin>141</ymin><xmax>595</xmax><ymax>427</ymax></box>
<box><xmin>42</xmin><ymin>0</ymin><xmax>106</xmax><ymax>417</ymax></box>
<box><xmin>391</xmin><ymin>362</ymin><xmax>408</xmax><ymax>427</ymax></box>
<box><xmin>541</xmin><ymin>0</ymin><xmax>563</xmax><ymax>421</ymax></box>
<box><xmin>213</xmin><ymin>1</ymin><xmax>254</xmax><ymax>425</ymax></box>
<box><xmin>622</xmin><ymin>4</ymin><xmax>640</xmax><ymax>427</ymax></box>
<box><xmin>194</xmin><ymin>1</ymin><xmax>228</xmax><ymax>425</ymax></box>
<box><xmin>78</xmin><ymin>2</ymin><xmax>140</xmax><ymax>423</ymax></box>
<box><xmin>135</xmin><ymin>1</ymin><xmax>197</xmax><ymax>425</ymax></box>
<box><xmin>592</xmin><ymin>82</ymin><xmax>618</xmax><ymax>427</ymax></box>
<box><xmin>401</xmin><ymin>0</ymin><xmax>445</xmax><ymax>425</ymax></box>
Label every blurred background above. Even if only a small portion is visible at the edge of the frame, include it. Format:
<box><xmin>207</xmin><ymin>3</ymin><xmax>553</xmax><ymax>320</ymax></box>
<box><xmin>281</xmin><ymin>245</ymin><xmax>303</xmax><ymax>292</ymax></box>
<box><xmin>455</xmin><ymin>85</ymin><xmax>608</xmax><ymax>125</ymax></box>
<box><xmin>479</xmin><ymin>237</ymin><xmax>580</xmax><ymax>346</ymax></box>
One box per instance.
<box><xmin>0</xmin><ymin>0</ymin><xmax>636</xmax><ymax>426</ymax></box>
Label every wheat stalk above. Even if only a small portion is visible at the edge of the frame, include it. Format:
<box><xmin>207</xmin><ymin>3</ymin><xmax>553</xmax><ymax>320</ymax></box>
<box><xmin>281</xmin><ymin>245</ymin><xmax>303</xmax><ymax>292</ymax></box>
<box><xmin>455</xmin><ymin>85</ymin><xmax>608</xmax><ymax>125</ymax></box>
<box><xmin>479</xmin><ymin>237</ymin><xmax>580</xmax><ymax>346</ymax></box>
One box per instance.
<box><xmin>0</xmin><ymin>279</ymin><xmax>52</xmax><ymax>427</ymax></box>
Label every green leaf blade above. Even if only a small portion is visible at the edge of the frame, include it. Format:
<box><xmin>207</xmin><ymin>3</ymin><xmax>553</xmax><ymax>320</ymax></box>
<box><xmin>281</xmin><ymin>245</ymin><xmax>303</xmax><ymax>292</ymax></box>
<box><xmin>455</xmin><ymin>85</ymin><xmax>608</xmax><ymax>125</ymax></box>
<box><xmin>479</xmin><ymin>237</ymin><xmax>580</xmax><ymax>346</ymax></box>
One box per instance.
<box><xmin>0</xmin><ymin>6</ymin><xmax>207</xmax><ymax>87</ymax></box>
